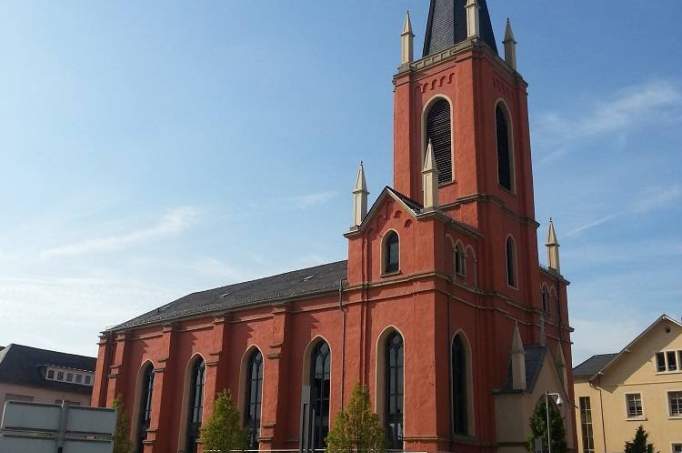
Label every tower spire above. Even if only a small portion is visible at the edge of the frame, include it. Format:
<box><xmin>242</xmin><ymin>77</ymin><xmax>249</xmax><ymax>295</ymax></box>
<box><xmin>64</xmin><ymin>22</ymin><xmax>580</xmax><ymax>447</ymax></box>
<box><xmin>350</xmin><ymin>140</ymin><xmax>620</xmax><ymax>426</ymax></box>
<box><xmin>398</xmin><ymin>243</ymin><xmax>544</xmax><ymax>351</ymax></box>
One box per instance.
<box><xmin>465</xmin><ymin>0</ymin><xmax>480</xmax><ymax>39</ymax></box>
<box><xmin>422</xmin><ymin>140</ymin><xmax>440</xmax><ymax>210</ymax></box>
<box><xmin>511</xmin><ymin>322</ymin><xmax>527</xmax><ymax>391</ymax></box>
<box><xmin>423</xmin><ymin>0</ymin><xmax>498</xmax><ymax>57</ymax></box>
<box><xmin>352</xmin><ymin>162</ymin><xmax>369</xmax><ymax>229</ymax></box>
<box><xmin>401</xmin><ymin>11</ymin><xmax>414</xmax><ymax>66</ymax></box>
<box><xmin>503</xmin><ymin>18</ymin><xmax>517</xmax><ymax>70</ymax></box>
<box><xmin>546</xmin><ymin>218</ymin><xmax>561</xmax><ymax>273</ymax></box>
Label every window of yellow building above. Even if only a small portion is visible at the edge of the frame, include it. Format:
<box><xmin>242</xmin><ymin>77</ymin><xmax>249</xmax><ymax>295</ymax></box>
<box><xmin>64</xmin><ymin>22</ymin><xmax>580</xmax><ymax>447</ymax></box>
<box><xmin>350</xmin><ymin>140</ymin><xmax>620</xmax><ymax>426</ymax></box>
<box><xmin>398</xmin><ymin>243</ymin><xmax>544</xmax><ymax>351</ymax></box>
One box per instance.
<box><xmin>626</xmin><ymin>393</ymin><xmax>644</xmax><ymax>419</ymax></box>
<box><xmin>669</xmin><ymin>391</ymin><xmax>682</xmax><ymax>417</ymax></box>
<box><xmin>579</xmin><ymin>396</ymin><xmax>595</xmax><ymax>453</ymax></box>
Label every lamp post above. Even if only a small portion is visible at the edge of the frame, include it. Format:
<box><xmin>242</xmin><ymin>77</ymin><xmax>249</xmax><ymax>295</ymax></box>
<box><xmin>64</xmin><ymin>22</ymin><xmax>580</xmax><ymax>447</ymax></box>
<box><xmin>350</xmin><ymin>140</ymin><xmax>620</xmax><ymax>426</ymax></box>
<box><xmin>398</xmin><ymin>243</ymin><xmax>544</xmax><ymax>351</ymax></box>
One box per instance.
<box><xmin>545</xmin><ymin>392</ymin><xmax>563</xmax><ymax>453</ymax></box>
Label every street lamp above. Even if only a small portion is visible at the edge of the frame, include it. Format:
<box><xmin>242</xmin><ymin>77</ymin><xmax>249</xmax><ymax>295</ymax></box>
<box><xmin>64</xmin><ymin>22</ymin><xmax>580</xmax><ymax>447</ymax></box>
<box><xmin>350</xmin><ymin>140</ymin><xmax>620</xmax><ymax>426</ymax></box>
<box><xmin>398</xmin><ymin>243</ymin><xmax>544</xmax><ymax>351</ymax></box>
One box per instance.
<box><xmin>545</xmin><ymin>392</ymin><xmax>562</xmax><ymax>453</ymax></box>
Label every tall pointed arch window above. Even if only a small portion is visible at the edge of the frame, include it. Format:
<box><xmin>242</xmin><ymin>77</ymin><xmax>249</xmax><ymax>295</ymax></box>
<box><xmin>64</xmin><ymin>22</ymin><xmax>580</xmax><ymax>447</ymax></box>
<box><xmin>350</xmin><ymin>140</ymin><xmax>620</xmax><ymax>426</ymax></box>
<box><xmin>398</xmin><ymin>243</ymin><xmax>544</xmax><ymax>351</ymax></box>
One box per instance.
<box><xmin>245</xmin><ymin>349</ymin><xmax>264</xmax><ymax>450</ymax></box>
<box><xmin>136</xmin><ymin>363</ymin><xmax>155</xmax><ymax>453</ymax></box>
<box><xmin>452</xmin><ymin>335</ymin><xmax>468</xmax><ymax>435</ymax></box>
<box><xmin>185</xmin><ymin>358</ymin><xmax>205</xmax><ymax>453</ymax></box>
<box><xmin>496</xmin><ymin>104</ymin><xmax>513</xmax><ymax>191</ymax></box>
<box><xmin>506</xmin><ymin>237</ymin><xmax>517</xmax><ymax>288</ymax></box>
<box><xmin>541</xmin><ymin>287</ymin><xmax>550</xmax><ymax>315</ymax></box>
<box><xmin>385</xmin><ymin>332</ymin><xmax>404</xmax><ymax>449</ymax></box>
<box><xmin>426</xmin><ymin>98</ymin><xmax>453</xmax><ymax>183</ymax></box>
<box><xmin>302</xmin><ymin>341</ymin><xmax>331</xmax><ymax>451</ymax></box>
<box><xmin>384</xmin><ymin>232</ymin><xmax>400</xmax><ymax>274</ymax></box>
<box><xmin>455</xmin><ymin>244</ymin><xmax>466</xmax><ymax>277</ymax></box>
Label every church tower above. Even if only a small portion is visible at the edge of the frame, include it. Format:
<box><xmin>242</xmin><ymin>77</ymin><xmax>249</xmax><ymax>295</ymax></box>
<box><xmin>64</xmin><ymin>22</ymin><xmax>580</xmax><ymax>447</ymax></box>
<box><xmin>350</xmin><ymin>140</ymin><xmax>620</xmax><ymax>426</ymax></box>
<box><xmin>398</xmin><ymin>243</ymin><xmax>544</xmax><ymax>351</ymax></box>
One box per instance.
<box><xmin>393</xmin><ymin>0</ymin><xmax>543</xmax><ymax>323</ymax></box>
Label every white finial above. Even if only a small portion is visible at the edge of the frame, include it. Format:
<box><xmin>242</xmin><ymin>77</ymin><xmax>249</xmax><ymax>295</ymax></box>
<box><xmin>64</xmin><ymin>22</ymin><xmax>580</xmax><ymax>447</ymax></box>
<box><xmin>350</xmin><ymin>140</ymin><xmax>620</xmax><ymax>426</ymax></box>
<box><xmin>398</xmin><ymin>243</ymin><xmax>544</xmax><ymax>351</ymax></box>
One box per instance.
<box><xmin>503</xmin><ymin>18</ymin><xmax>517</xmax><ymax>70</ymax></box>
<box><xmin>511</xmin><ymin>322</ymin><xmax>526</xmax><ymax>391</ymax></box>
<box><xmin>465</xmin><ymin>0</ymin><xmax>480</xmax><ymax>39</ymax></box>
<box><xmin>352</xmin><ymin>162</ymin><xmax>369</xmax><ymax>228</ymax></box>
<box><xmin>422</xmin><ymin>140</ymin><xmax>439</xmax><ymax>210</ymax></box>
<box><xmin>401</xmin><ymin>11</ymin><xmax>414</xmax><ymax>65</ymax></box>
<box><xmin>546</xmin><ymin>218</ymin><xmax>560</xmax><ymax>273</ymax></box>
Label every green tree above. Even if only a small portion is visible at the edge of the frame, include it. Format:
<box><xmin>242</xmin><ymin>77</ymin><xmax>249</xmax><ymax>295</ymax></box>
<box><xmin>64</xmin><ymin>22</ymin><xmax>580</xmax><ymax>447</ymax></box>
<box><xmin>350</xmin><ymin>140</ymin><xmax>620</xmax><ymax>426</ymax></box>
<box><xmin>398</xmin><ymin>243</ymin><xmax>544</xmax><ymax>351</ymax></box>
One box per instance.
<box><xmin>527</xmin><ymin>398</ymin><xmax>567</xmax><ymax>453</ymax></box>
<box><xmin>200</xmin><ymin>390</ymin><xmax>248</xmax><ymax>452</ymax></box>
<box><xmin>625</xmin><ymin>426</ymin><xmax>655</xmax><ymax>453</ymax></box>
<box><xmin>112</xmin><ymin>396</ymin><xmax>133</xmax><ymax>453</ymax></box>
<box><xmin>326</xmin><ymin>384</ymin><xmax>385</xmax><ymax>453</ymax></box>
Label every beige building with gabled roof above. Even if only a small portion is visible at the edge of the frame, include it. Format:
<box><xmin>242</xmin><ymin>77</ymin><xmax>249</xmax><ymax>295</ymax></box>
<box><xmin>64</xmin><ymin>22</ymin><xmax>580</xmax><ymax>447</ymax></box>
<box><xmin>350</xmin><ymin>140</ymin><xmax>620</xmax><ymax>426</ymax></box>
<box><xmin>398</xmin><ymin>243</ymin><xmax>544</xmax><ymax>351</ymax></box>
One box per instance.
<box><xmin>573</xmin><ymin>315</ymin><xmax>682</xmax><ymax>453</ymax></box>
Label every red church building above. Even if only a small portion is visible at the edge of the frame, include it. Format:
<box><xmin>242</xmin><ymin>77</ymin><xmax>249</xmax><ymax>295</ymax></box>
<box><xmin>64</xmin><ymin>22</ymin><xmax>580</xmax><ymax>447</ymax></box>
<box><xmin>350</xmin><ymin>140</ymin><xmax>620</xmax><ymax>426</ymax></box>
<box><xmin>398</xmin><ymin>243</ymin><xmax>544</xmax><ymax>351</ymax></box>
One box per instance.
<box><xmin>92</xmin><ymin>1</ymin><xmax>577</xmax><ymax>452</ymax></box>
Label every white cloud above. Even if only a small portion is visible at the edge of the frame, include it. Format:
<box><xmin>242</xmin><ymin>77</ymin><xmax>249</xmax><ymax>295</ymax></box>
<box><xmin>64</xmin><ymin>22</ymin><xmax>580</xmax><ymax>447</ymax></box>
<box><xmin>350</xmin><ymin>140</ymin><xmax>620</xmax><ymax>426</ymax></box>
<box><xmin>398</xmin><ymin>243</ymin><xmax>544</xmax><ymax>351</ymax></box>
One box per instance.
<box><xmin>565</xmin><ymin>213</ymin><xmax>622</xmax><ymax>237</ymax></box>
<box><xmin>632</xmin><ymin>184</ymin><xmax>682</xmax><ymax>214</ymax></box>
<box><xmin>288</xmin><ymin>191</ymin><xmax>337</xmax><ymax>209</ymax></box>
<box><xmin>535</xmin><ymin>79</ymin><xmax>682</xmax><ymax>161</ymax></box>
<box><xmin>564</xmin><ymin>183</ymin><xmax>682</xmax><ymax>238</ymax></box>
<box><xmin>40</xmin><ymin>207</ymin><xmax>199</xmax><ymax>259</ymax></box>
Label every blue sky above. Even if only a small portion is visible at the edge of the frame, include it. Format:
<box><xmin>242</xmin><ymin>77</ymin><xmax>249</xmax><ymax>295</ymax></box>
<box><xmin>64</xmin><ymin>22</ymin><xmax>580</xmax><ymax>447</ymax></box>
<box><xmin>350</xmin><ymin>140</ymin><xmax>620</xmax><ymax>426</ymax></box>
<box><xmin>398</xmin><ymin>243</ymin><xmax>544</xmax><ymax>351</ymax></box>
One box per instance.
<box><xmin>0</xmin><ymin>1</ymin><xmax>680</xmax><ymax>364</ymax></box>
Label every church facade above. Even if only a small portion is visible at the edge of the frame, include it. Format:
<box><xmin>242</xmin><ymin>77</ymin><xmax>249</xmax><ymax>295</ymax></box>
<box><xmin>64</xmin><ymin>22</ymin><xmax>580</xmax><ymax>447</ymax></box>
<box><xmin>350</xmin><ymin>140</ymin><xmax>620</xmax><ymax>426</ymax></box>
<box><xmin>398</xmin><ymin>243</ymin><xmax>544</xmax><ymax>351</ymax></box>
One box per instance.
<box><xmin>92</xmin><ymin>1</ymin><xmax>577</xmax><ymax>453</ymax></box>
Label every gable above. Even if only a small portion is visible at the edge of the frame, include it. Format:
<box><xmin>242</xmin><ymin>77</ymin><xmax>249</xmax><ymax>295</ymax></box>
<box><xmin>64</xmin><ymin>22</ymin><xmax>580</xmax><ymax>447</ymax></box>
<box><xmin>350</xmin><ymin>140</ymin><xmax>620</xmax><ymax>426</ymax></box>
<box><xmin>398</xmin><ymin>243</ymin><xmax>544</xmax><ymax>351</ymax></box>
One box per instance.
<box><xmin>597</xmin><ymin>317</ymin><xmax>682</xmax><ymax>387</ymax></box>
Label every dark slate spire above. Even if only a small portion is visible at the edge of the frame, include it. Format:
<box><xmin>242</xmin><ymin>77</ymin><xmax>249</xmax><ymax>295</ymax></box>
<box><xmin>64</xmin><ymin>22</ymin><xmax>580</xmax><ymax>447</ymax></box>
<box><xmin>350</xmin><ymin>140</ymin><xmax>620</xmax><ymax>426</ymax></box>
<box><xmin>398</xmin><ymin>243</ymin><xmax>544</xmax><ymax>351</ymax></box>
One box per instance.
<box><xmin>422</xmin><ymin>0</ymin><xmax>498</xmax><ymax>57</ymax></box>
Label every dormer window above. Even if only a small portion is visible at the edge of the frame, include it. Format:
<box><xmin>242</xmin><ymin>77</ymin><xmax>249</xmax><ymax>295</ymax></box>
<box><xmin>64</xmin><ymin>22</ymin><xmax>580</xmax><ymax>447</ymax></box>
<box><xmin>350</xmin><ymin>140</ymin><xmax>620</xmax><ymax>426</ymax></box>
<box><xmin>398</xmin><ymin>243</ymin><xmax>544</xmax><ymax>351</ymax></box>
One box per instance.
<box><xmin>45</xmin><ymin>367</ymin><xmax>94</xmax><ymax>387</ymax></box>
<box><xmin>384</xmin><ymin>232</ymin><xmax>400</xmax><ymax>275</ymax></box>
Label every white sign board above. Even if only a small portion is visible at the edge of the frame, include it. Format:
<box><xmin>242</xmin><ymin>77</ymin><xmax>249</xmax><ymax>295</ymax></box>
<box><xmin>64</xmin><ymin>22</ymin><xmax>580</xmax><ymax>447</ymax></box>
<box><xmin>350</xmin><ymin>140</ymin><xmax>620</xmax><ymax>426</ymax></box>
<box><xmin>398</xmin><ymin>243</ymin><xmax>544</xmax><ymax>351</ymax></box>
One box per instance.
<box><xmin>0</xmin><ymin>400</ymin><xmax>115</xmax><ymax>453</ymax></box>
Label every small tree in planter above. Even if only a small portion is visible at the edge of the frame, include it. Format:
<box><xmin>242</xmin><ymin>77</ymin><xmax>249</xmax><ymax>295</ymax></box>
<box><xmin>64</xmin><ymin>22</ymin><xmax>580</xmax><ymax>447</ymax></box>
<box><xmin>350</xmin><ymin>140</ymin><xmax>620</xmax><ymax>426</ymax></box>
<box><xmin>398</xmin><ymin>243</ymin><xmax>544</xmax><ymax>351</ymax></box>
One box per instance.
<box><xmin>201</xmin><ymin>390</ymin><xmax>248</xmax><ymax>453</ymax></box>
<box><xmin>326</xmin><ymin>384</ymin><xmax>385</xmax><ymax>453</ymax></box>
<box><xmin>625</xmin><ymin>426</ymin><xmax>655</xmax><ymax>453</ymax></box>
<box><xmin>112</xmin><ymin>396</ymin><xmax>133</xmax><ymax>453</ymax></box>
<box><xmin>527</xmin><ymin>398</ymin><xmax>567</xmax><ymax>453</ymax></box>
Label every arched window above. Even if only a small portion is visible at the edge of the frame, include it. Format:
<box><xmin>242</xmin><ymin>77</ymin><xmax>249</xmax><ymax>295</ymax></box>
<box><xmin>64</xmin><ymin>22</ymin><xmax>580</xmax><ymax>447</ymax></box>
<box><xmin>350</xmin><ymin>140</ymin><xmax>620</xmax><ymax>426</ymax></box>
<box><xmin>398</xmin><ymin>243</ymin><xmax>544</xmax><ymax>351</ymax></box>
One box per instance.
<box><xmin>185</xmin><ymin>358</ymin><xmax>205</xmax><ymax>453</ymax></box>
<box><xmin>452</xmin><ymin>335</ymin><xmax>468</xmax><ymax>435</ymax></box>
<box><xmin>245</xmin><ymin>350</ymin><xmax>264</xmax><ymax>450</ymax></box>
<box><xmin>136</xmin><ymin>363</ymin><xmax>155</xmax><ymax>453</ymax></box>
<box><xmin>496</xmin><ymin>104</ymin><xmax>513</xmax><ymax>190</ymax></box>
<box><xmin>506</xmin><ymin>237</ymin><xmax>517</xmax><ymax>287</ymax></box>
<box><xmin>455</xmin><ymin>244</ymin><xmax>466</xmax><ymax>277</ymax></box>
<box><xmin>385</xmin><ymin>332</ymin><xmax>404</xmax><ymax>449</ymax></box>
<box><xmin>384</xmin><ymin>232</ymin><xmax>400</xmax><ymax>274</ymax></box>
<box><xmin>426</xmin><ymin>99</ymin><xmax>453</xmax><ymax>183</ymax></box>
<box><xmin>541</xmin><ymin>287</ymin><xmax>550</xmax><ymax>315</ymax></box>
<box><xmin>302</xmin><ymin>341</ymin><xmax>331</xmax><ymax>451</ymax></box>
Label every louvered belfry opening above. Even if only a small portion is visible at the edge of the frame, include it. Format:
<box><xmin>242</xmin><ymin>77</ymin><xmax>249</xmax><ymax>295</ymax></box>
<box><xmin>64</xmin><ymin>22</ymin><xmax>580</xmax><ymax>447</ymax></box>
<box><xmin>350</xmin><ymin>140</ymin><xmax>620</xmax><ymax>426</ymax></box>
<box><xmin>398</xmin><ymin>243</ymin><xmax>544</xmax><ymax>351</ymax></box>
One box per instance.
<box><xmin>426</xmin><ymin>99</ymin><xmax>453</xmax><ymax>184</ymax></box>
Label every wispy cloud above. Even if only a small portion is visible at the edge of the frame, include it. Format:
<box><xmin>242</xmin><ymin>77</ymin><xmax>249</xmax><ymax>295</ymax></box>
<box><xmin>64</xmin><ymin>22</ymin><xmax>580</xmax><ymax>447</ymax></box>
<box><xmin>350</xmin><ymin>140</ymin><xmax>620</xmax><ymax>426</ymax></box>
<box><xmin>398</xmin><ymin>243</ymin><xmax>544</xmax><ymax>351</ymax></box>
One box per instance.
<box><xmin>288</xmin><ymin>191</ymin><xmax>337</xmax><ymax>209</ymax></box>
<box><xmin>566</xmin><ymin>213</ymin><xmax>621</xmax><ymax>237</ymax></box>
<box><xmin>632</xmin><ymin>184</ymin><xmax>682</xmax><ymax>213</ymax></box>
<box><xmin>535</xmin><ymin>79</ymin><xmax>682</xmax><ymax>162</ymax></box>
<box><xmin>41</xmin><ymin>207</ymin><xmax>199</xmax><ymax>259</ymax></box>
<box><xmin>565</xmin><ymin>184</ymin><xmax>682</xmax><ymax>237</ymax></box>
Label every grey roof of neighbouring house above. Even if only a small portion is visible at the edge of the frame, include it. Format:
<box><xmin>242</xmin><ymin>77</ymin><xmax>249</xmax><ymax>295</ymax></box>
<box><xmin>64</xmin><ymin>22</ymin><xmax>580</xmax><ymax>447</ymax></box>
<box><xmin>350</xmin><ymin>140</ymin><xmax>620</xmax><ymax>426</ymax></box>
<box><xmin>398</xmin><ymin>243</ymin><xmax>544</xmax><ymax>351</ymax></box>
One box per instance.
<box><xmin>572</xmin><ymin>354</ymin><xmax>618</xmax><ymax>379</ymax></box>
<box><xmin>112</xmin><ymin>260</ymin><xmax>348</xmax><ymax>331</ymax></box>
<box><xmin>423</xmin><ymin>0</ymin><xmax>498</xmax><ymax>57</ymax></box>
<box><xmin>0</xmin><ymin>344</ymin><xmax>96</xmax><ymax>395</ymax></box>
<box><xmin>498</xmin><ymin>345</ymin><xmax>547</xmax><ymax>393</ymax></box>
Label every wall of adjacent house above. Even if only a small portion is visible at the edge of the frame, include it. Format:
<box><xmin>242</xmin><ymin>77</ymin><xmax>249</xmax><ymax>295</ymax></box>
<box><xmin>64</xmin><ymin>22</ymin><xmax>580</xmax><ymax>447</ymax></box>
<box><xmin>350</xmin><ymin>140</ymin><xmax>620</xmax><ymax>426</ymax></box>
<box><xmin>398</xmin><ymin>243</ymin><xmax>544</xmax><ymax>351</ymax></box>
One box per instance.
<box><xmin>574</xmin><ymin>320</ymin><xmax>682</xmax><ymax>453</ymax></box>
<box><xmin>0</xmin><ymin>382</ymin><xmax>91</xmax><ymax>410</ymax></box>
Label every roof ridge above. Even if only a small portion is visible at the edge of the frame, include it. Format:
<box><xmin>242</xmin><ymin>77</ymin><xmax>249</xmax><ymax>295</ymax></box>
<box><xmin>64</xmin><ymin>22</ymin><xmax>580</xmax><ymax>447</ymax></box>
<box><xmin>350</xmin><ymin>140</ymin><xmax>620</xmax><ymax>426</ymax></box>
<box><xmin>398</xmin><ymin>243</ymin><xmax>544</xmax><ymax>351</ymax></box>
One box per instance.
<box><xmin>5</xmin><ymin>343</ymin><xmax>96</xmax><ymax>361</ymax></box>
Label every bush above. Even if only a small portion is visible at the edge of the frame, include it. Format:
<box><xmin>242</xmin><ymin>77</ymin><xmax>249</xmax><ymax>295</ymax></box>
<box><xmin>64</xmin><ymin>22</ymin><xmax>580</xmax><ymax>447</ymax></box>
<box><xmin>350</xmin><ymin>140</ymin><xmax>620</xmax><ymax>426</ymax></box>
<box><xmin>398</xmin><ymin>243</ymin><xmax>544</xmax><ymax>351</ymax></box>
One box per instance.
<box><xmin>527</xmin><ymin>398</ymin><xmax>567</xmax><ymax>453</ymax></box>
<box><xmin>625</xmin><ymin>426</ymin><xmax>655</xmax><ymax>453</ymax></box>
<box><xmin>112</xmin><ymin>396</ymin><xmax>133</xmax><ymax>453</ymax></box>
<box><xmin>200</xmin><ymin>390</ymin><xmax>248</xmax><ymax>452</ymax></box>
<box><xmin>326</xmin><ymin>384</ymin><xmax>385</xmax><ymax>453</ymax></box>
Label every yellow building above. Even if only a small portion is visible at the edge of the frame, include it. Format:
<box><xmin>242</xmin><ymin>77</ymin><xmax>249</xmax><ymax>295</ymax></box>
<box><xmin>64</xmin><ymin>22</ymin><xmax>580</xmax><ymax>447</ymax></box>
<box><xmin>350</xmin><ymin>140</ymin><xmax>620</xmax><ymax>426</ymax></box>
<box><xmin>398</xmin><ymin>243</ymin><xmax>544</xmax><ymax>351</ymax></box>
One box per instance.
<box><xmin>573</xmin><ymin>315</ymin><xmax>682</xmax><ymax>453</ymax></box>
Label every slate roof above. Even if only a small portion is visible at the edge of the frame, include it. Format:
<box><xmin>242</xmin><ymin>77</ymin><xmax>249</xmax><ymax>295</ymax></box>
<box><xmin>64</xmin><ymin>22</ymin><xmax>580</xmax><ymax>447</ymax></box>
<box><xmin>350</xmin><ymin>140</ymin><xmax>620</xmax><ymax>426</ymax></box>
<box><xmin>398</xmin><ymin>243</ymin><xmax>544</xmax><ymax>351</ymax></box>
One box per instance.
<box><xmin>112</xmin><ymin>260</ymin><xmax>348</xmax><ymax>331</ymax></box>
<box><xmin>423</xmin><ymin>0</ymin><xmax>498</xmax><ymax>57</ymax></box>
<box><xmin>0</xmin><ymin>344</ymin><xmax>96</xmax><ymax>395</ymax></box>
<box><xmin>572</xmin><ymin>354</ymin><xmax>618</xmax><ymax>379</ymax></box>
<box><xmin>498</xmin><ymin>345</ymin><xmax>547</xmax><ymax>393</ymax></box>
<box><xmin>385</xmin><ymin>187</ymin><xmax>423</xmax><ymax>213</ymax></box>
